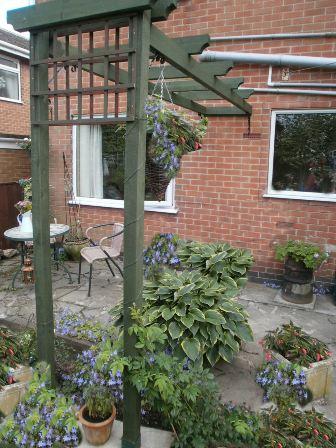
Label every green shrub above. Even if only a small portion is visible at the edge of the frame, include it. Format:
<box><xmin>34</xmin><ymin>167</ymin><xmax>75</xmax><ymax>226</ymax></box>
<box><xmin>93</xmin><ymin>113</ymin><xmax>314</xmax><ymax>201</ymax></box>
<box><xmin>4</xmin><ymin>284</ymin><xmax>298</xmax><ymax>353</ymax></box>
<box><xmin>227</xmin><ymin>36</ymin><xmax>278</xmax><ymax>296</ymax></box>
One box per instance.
<box><xmin>141</xmin><ymin>270</ymin><xmax>253</xmax><ymax>365</ymax></box>
<box><xmin>178</xmin><ymin>241</ymin><xmax>253</xmax><ymax>286</ymax></box>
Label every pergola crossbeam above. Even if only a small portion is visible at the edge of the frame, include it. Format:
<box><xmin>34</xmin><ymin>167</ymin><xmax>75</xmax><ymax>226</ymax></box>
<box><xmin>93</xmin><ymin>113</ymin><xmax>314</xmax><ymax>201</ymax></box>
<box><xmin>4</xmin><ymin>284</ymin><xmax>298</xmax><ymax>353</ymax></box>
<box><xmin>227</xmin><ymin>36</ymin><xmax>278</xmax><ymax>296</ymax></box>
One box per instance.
<box><xmin>7</xmin><ymin>0</ymin><xmax>177</xmax><ymax>32</ymax></box>
<box><xmin>148</xmin><ymin>61</ymin><xmax>233</xmax><ymax>79</ymax></box>
<box><xmin>150</xmin><ymin>25</ymin><xmax>252</xmax><ymax>114</ymax></box>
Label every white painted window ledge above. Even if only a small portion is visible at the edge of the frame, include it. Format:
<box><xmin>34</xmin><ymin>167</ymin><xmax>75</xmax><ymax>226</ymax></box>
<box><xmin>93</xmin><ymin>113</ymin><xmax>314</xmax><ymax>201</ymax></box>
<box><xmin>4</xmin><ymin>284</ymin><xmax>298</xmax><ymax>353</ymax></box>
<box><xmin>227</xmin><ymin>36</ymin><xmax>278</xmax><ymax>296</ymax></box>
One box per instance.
<box><xmin>263</xmin><ymin>192</ymin><xmax>336</xmax><ymax>203</ymax></box>
<box><xmin>69</xmin><ymin>198</ymin><xmax>179</xmax><ymax>214</ymax></box>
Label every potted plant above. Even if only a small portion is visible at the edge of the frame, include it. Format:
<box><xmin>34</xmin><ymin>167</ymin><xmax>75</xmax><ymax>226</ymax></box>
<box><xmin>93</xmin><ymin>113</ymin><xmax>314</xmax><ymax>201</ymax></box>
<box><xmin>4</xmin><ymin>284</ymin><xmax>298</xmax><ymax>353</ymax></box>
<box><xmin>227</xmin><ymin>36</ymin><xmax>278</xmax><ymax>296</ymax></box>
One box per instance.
<box><xmin>261</xmin><ymin>321</ymin><xmax>333</xmax><ymax>400</ymax></box>
<box><xmin>78</xmin><ymin>385</ymin><xmax>116</xmax><ymax>446</ymax></box>
<box><xmin>275</xmin><ymin>240</ymin><xmax>328</xmax><ymax>304</ymax></box>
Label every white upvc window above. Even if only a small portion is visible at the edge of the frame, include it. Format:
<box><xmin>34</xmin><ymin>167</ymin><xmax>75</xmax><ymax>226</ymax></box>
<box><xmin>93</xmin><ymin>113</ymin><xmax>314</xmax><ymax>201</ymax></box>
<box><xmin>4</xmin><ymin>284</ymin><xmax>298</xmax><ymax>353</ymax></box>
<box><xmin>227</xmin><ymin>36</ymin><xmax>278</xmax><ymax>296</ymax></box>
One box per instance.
<box><xmin>72</xmin><ymin>123</ymin><xmax>177</xmax><ymax>213</ymax></box>
<box><xmin>265</xmin><ymin>109</ymin><xmax>336</xmax><ymax>202</ymax></box>
<box><xmin>0</xmin><ymin>55</ymin><xmax>21</xmax><ymax>103</ymax></box>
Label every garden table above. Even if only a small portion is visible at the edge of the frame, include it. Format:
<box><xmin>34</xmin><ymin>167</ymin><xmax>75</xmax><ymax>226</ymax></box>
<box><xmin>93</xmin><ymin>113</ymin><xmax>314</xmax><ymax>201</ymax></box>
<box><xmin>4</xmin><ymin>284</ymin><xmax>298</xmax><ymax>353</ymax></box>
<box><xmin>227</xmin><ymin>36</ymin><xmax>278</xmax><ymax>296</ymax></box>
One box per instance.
<box><xmin>4</xmin><ymin>223</ymin><xmax>72</xmax><ymax>289</ymax></box>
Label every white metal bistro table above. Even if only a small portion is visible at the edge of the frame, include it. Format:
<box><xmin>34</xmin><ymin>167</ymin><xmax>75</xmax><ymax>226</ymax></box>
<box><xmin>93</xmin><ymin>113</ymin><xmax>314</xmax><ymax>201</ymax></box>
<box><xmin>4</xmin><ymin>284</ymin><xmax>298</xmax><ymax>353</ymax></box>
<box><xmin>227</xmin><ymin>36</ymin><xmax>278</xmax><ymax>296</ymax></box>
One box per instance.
<box><xmin>4</xmin><ymin>223</ymin><xmax>72</xmax><ymax>289</ymax></box>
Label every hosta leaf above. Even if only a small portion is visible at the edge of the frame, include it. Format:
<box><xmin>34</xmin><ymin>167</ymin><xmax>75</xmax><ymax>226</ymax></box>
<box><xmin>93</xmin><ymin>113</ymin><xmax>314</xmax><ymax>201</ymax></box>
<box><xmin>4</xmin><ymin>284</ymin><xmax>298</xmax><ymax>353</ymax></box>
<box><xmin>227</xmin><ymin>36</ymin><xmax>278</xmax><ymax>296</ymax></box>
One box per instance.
<box><xmin>206</xmin><ymin>346</ymin><xmax>220</xmax><ymax>366</ymax></box>
<box><xmin>219</xmin><ymin>344</ymin><xmax>234</xmax><ymax>363</ymax></box>
<box><xmin>181</xmin><ymin>338</ymin><xmax>201</xmax><ymax>361</ymax></box>
<box><xmin>189</xmin><ymin>308</ymin><xmax>205</xmax><ymax>321</ymax></box>
<box><xmin>225</xmin><ymin>332</ymin><xmax>240</xmax><ymax>352</ymax></box>
<box><xmin>180</xmin><ymin>315</ymin><xmax>195</xmax><ymax>329</ymax></box>
<box><xmin>176</xmin><ymin>283</ymin><xmax>196</xmax><ymax>297</ymax></box>
<box><xmin>227</xmin><ymin>311</ymin><xmax>246</xmax><ymax>322</ymax></box>
<box><xmin>157</xmin><ymin>286</ymin><xmax>172</xmax><ymax>296</ymax></box>
<box><xmin>168</xmin><ymin>322</ymin><xmax>184</xmax><ymax>339</ymax></box>
<box><xmin>200</xmin><ymin>296</ymin><xmax>215</xmax><ymax>306</ymax></box>
<box><xmin>162</xmin><ymin>308</ymin><xmax>175</xmax><ymax>321</ymax></box>
<box><xmin>175</xmin><ymin>304</ymin><xmax>186</xmax><ymax>317</ymax></box>
<box><xmin>231</xmin><ymin>264</ymin><xmax>246</xmax><ymax>275</ymax></box>
<box><xmin>220</xmin><ymin>276</ymin><xmax>238</xmax><ymax>289</ymax></box>
<box><xmin>218</xmin><ymin>302</ymin><xmax>237</xmax><ymax>313</ymax></box>
<box><xmin>204</xmin><ymin>310</ymin><xmax>226</xmax><ymax>325</ymax></box>
<box><xmin>236</xmin><ymin>277</ymin><xmax>248</xmax><ymax>288</ymax></box>
<box><xmin>190</xmin><ymin>322</ymin><xmax>199</xmax><ymax>336</ymax></box>
<box><xmin>235</xmin><ymin>322</ymin><xmax>254</xmax><ymax>342</ymax></box>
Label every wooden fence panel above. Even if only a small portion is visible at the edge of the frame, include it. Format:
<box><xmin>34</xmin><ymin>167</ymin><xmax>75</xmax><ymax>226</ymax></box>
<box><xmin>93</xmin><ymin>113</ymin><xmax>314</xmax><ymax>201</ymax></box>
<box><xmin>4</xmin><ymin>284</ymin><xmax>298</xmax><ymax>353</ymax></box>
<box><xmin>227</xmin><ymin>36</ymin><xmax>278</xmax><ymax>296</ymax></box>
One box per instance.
<box><xmin>0</xmin><ymin>182</ymin><xmax>22</xmax><ymax>250</ymax></box>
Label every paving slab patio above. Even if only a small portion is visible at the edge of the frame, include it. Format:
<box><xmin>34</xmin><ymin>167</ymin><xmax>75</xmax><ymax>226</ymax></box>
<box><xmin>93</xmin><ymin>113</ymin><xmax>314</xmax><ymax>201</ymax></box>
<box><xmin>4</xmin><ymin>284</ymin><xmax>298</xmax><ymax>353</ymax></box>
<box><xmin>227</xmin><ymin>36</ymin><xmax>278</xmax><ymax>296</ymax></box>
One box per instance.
<box><xmin>0</xmin><ymin>256</ymin><xmax>335</xmax><ymax>423</ymax></box>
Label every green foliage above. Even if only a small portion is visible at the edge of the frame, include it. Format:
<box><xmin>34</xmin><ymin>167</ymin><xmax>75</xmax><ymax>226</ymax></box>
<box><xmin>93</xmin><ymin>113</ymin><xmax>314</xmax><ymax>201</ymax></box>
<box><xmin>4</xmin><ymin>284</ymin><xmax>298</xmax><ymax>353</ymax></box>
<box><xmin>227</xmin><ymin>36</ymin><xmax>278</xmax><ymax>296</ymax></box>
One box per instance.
<box><xmin>178</xmin><ymin>241</ymin><xmax>253</xmax><ymax>286</ymax></box>
<box><xmin>0</xmin><ymin>363</ymin><xmax>81</xmax><ymax>447</ymax></box>
<box><xmin>140</xmin><ymin>270</ymin><xmax>253</xmax><ymax>365</ymax></box>
<box><xmin>0</xmin><ymin>326</ymin><xmax>29</xmax><ymax>388</ymax></box>
<box><xmin>275</xmin><ymin>240</ymin><xmax>328</xmax><ymax>270</ymax></box>
<box><xmin>263</xmin><ymin>321</ymin><xmax>331</xmax><ymax>367</ymax></box>
<box><xmin>83</xmin><ymin>385</ymin><xmax>114</xmax><ymax>420</ymax></box>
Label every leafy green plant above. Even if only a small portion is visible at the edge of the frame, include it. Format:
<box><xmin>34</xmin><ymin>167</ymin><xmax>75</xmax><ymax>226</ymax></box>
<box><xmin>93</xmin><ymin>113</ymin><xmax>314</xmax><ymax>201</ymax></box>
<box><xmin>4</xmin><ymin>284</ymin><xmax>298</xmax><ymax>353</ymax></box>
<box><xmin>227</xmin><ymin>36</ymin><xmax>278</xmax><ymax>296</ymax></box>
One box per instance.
<box><xmin>275</xmin><ymin>240</ymin><xmax>328</xmax><ymax>270</ymax></box>
<box><xmin>178</xmin><ymin>241</ymin><xmax>253</xmax><ymax>286</ymax></box>
<box><xmin>263</xmin><ymin>321</ymin><xmax>331</xmax><ymax>367</ymax></box>
<box><xmin>140</xmin><ymin>270</ymin><xmax>253</xmax><ymax>365</ymax></box>
<box><xmin>83</xmin><ymin>385</ymin><xmax>114</xmax><ymax>421</ymax></box>
<box><xmin>0</xmin><ymin>363</ymin><xmax>81</xmax><ymax>447</ymax></box>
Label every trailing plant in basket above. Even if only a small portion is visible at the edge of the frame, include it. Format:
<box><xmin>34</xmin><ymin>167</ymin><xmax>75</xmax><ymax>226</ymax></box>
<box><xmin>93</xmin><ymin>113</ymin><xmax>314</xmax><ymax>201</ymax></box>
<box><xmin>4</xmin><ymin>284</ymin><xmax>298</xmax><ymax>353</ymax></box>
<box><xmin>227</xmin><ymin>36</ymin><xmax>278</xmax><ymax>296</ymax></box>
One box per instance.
<box><xmin>145</xmin><ymin>98</ymin><xmax>208</xmax><ymax>179</ymax></box>
<box><xmin>143</xmin><ymin>233</ymin><xmax>181</xmax><ymax>279</ymax></box>
<box><xmin>262</xmin><ymin>321</ymin><xmax>331</xmax><ymax>367</ymax></box>
<box><xmin>178</xmin><ymin>241</ymin><xmax>253</xmax><ymax>286</ymax></box>
<box><xmin>141</xmin><ymin>270</ymin><xmax>253</xmax><ymax>365</ymax></box>
<box><xmin>275</xmin><ymin>240</ymin><xmax>328</xmax><ymax>270</ymax></box>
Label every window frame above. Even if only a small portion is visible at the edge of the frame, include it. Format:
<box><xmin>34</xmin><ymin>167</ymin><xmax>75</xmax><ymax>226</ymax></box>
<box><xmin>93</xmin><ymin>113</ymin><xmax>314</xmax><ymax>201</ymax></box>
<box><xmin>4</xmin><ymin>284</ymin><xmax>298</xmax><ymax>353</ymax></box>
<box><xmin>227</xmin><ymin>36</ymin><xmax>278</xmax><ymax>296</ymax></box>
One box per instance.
<box><xmin>265</xmin><ymin>109</ymin><xmax>336</xmax><ymax>203</ymax></box>
<box><xmin>0</xmin><ymin>54</ymin><xmax>21</xmax><ymax>103</ymax></box>
<box><xmin>72</xmin><ymin>124</ymin><xmax>178</xmax><ymax>214</ymax></box>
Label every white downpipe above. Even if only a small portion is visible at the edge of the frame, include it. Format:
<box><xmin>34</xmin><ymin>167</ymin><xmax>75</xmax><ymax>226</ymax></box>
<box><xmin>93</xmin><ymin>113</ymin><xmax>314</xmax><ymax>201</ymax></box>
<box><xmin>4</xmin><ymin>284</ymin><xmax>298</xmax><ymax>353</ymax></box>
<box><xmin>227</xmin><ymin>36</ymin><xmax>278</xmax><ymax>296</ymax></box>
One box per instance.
<box><xmin>210</xmin><ymin>32</ymin><xmax>336</xmax><ymax>42</ymax></box>
<box><xmin>267</xmin><ymin>66</ymin><xmax>336</xmax><ymax>88</ymax></box>
<box><xmin>200</xmin><ymin>51</ymin><xmax>336</xmax><ymax>70</ymax></box>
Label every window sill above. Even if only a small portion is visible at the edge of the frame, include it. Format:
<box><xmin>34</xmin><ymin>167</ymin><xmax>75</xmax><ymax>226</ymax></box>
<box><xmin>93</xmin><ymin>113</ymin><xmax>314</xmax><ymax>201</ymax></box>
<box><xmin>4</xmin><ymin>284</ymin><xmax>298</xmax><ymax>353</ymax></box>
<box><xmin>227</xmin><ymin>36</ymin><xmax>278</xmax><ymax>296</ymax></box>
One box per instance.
<box><xmin>0</xmin><ymin>97</ymin><xmax>22</xmax><ymax>104</ymax></box>
<box><xmin>263</xmin><ymin>192</ymin><xmax>336</xmax><ymax>203</ymax></box>
<box><xmin>69</xmin><ymin>198</ymin><xmax>179</xmax><ymax>214</ymax></box>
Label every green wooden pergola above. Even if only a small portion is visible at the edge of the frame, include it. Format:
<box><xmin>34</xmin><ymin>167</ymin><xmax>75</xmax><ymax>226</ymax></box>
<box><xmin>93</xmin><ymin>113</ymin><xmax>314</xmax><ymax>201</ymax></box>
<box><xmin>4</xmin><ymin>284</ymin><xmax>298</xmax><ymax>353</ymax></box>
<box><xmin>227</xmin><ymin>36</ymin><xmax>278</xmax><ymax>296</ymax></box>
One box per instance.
<box><xmin>8</xmin><ymin>1</ymin><xmax>253</xmax><ymax>447</ymax></box>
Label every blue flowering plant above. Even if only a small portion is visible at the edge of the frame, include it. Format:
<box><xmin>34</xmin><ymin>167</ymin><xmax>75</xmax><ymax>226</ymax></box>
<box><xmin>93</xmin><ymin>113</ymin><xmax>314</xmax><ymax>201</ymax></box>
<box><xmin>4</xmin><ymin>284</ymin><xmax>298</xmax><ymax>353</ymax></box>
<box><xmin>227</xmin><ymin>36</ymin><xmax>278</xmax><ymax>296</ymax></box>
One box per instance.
<box><xmin>56</xmin><ymin>308</ymin><xmax>117</xmax><ymax>344</ymax></box>
<box><xmin>256</xmin><ymin>361</ymin><xmax>309</xmax><ymax>404</ymax></box>
<box><xmin>145</xmin><ymin>99</ymin><xmax>208</xmax><ymax>180</ymax></box>
<box><xmin>0</xmin><ymin>363</ymin><xmax>81</xmax><ymax>448</ymax></box>
<box><xmin>143</xmin><ymin>233</ymin><xmax>181</xmax><ymax>279</ymax></box>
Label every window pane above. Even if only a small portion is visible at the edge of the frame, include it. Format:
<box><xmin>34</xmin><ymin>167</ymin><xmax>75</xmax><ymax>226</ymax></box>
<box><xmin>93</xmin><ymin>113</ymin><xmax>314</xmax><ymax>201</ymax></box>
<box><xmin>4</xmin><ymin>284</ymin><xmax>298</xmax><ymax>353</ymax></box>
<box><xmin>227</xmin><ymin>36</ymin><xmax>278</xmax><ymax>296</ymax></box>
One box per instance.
<box><xmin>272</xmin><ymin>113</ymin><xmax>336</xmax><ymax>194</ymax></box>
<box><xmin>0</xmin><ymin>69</ymin><xmax>19</xmax><ymax>100</ymax></box>
<box><xmin>77</xmin><ymin>124</ymin><xmax>164</xmax><ymax>201</ymax></box>
<box><xmin>0</xmin><ymin>57</ymin><xmax>18</xmax><ymax>69</ymax></box>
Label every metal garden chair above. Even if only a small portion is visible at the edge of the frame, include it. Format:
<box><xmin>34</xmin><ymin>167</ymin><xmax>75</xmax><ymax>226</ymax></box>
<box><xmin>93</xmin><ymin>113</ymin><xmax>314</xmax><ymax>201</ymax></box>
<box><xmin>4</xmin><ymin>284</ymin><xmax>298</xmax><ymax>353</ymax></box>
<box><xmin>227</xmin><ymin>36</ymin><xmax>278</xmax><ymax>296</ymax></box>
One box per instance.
<box><xmin>78</xmin><ymin>222</ymin><xmax>124</xmax><ymax>297</ymax></box>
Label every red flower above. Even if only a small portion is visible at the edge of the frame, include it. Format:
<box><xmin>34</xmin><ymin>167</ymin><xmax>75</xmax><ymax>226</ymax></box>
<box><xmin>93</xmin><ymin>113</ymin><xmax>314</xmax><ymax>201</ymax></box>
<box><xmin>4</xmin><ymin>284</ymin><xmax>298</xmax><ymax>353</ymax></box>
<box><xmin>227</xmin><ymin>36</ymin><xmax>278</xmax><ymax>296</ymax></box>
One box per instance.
<box><xmin>313</xmin><ymin>428</ymin><xmax>319</xmax><ymax>436</ymax></box>
<box><xmin>323</xmin><ymin>434</ymin><xmax>329</xmax><ymax>441</ymax></box>
<box><xmin>265</xmin><ymin>352</ymin><xmax>272</xmax><ymax>362</ymax></box>
<box><xmin>277</xmin><ymin>443</ymin><xmax>283</xmax><ymax>448</ymax></box>
<box><xmin>316</xmin><ymin>353</ymin><xmax>324</xmax><ymax>362</ymax></box>
<box><xmin>194</xmin><ymin>141</ymin><xmax>200</xmax><ymax>150</ymax></box>
<box><xmin>301</xmin><ymin>348</ymin><xmax>307</xmax><ymax>356</ymax></box>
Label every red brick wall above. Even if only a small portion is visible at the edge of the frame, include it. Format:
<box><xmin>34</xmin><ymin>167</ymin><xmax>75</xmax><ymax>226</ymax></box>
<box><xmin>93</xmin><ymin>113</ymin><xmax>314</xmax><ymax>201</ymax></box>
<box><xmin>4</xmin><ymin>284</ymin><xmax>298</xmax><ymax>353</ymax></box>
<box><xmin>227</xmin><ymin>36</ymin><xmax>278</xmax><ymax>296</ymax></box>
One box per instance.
<box><xmin>0</xmin><ymin>149</ymin><xmax>30</xmax><ymax>183</ymax></box>
<box><xmin>37</xmin><ymin>0</ymin><xmax>336</xmax><ymax>284</ymax></box>
<box><xmin>0</xmin><ymin>56</ymin><xmax>31</xmax><ymax>182</ymax></box>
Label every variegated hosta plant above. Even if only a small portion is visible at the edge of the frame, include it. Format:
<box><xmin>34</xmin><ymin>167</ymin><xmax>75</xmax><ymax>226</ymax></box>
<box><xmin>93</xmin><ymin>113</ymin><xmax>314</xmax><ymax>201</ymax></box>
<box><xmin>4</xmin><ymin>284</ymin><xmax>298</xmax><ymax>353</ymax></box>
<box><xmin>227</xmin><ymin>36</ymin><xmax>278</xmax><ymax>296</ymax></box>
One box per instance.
<box><xmin>142</xmin><ymin>270</ymin><xmax>253</xmax><ymax>366</ymax></box>
<box><xmin>178</xmin><ymin>242</ymin><xmax>253</xmax><ymax>286</ymax></box>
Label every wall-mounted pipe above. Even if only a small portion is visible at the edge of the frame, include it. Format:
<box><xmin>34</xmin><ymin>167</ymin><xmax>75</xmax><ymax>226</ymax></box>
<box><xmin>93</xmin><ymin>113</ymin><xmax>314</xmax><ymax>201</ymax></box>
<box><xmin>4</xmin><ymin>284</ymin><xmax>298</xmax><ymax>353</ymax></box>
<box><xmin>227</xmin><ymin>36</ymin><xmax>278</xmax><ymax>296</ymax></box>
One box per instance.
<box><xmin>267</xmin><ymin>66</ymin><xmax>336</xmax><ymax>89</ymax></box>
<box><xmin>200</xmin><ymin>51</ymin><xmax>336</xmax><ymax>70</ymax></box>
<box><xmin>240</xmin><ymin>87</ymin><xmax>336</xmax><ymax>96</ymax></box>
<box><xmin>210</xmin><ymin>32</ymin><xmax>336</xmax><ymax>42</ymax></box>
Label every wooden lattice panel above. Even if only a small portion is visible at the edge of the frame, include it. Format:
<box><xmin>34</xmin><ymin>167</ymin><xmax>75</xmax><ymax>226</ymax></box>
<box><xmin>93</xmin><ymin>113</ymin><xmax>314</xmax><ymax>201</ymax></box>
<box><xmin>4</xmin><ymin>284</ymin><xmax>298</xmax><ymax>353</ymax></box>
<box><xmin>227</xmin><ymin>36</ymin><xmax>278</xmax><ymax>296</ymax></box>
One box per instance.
<box><xmin>30</xmin><ymin>15</ymin><xmax>137</xmax><ymax>125</ymax></box>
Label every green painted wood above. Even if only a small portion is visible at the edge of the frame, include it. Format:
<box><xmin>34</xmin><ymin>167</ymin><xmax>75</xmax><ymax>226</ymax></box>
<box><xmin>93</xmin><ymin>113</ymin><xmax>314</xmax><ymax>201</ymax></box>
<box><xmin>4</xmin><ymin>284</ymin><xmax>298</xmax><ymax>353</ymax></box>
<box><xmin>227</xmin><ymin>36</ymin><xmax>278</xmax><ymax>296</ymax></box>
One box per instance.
<box><xmin>173</xmin><ymin>34</ymin><xmax>210</xmax><ymax>54</ymax></box>
<box><xmin>30</xmin><ymin>31</ymin><xmax>55</xmax><ymax>385</ymax></box>
<box><xmin>163</xmin><ymin>78</ymin><xmax>244</xmax><ymax>92</ymax></box>
<box><xmin>148</xmin><ymin>61</ymin><xmax>233</xmax><ymax>79</ymax></box>
<box><xmin>122</xmin><ymin>11</ymin><xmax>152</xmax><ymax>448</ymax></box>
<box><xmin>150</xmin><ymin>25</ymin><xmax>252</xmax><ymax>114</ymax></box>
<box><xmin>7</xmin><ymin>0</ymin><xmax>180</xmax><ymax>32</ymax></box>
<box><xmin>182</xmin><ymin>88</ymin><xmax>254</xmax><ymax>100</ymax></box>
<box><xmin>8</xmin><ymin>0</ymin><xmax>157</xmax><ymax>32</ymax></box>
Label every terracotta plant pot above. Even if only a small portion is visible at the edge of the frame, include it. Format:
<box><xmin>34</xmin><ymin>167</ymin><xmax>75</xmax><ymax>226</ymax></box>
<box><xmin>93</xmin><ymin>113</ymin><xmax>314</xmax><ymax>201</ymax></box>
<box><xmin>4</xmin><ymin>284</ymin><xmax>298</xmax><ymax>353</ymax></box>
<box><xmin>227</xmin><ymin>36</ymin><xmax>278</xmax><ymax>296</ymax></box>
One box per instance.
<box><xmin>282</xmin><ymin>257</ymin><xmax>314</xmax><ymax>304</ymax></box>
<box><xmin>63</xmin><ymin>238</ymin><xmax>89</xmax><ymax>262</ymax></box>
<box><xmin>78</xmin><ymin>404</ymin><xmax>116</xmax><ymax>446</ymax></box>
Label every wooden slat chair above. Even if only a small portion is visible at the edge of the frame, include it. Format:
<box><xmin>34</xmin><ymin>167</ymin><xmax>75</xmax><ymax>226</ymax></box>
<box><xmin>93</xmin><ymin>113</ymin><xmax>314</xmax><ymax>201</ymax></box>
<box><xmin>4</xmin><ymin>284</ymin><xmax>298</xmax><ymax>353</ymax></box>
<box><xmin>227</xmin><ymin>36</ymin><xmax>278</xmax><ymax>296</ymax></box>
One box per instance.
<box><xmin>78</xmin><ymin>222</ymin><xmax>124</xmax><ymax>297</ymax></box>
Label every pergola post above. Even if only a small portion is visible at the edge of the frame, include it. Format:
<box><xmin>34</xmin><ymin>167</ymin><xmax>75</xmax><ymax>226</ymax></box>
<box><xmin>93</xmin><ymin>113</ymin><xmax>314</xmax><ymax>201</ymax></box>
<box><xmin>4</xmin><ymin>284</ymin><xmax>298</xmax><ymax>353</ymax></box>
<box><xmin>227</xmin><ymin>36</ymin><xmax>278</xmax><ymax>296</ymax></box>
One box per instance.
<box><xmin>122</xmin><ymin>10</ymin><xmax>151</xmax><ymax>448</ymax></box>
<box><xmin>30</xmin><ymin>31</ymin><xmax>56</xmax><ymax>384</ymax></box>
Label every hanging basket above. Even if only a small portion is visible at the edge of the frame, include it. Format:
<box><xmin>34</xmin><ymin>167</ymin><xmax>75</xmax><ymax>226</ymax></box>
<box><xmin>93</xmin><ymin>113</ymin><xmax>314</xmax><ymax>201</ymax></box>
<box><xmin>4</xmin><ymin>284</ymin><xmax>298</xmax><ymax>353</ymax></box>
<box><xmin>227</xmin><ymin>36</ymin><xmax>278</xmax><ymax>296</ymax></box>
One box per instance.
<box><xmin>145</xmin><ymin>134</ymin><xmax>171</xmax><ymax>201</ymax></box>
